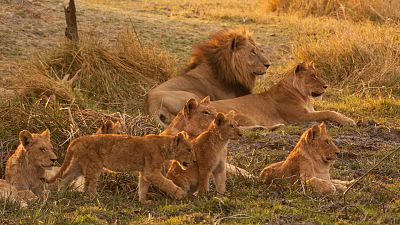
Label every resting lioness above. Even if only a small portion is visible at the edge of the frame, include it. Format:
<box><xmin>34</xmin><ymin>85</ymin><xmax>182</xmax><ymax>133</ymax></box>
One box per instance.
<box><xmin>259</xmin><ymin>122</ymin><xmax>354</xmax><ymax>194</ymax></box>
<box><xmin>167</xmin><ymin>111</ymin><xmax>241</xmax><ymax>196</ymax></box>
<box><xmin>209</xmin><ymin>62</ymin><xmax>356</xmax><ymax>128</ymax></box>
<box><xmin>6</xmin><ymin>129</ymin><xmax>58</xmax><ymax>196</ymax></box>
<box><xmin>47</xmin><ymin>131</ymin><xmax>194</xmax><ymax>204</ymax></box>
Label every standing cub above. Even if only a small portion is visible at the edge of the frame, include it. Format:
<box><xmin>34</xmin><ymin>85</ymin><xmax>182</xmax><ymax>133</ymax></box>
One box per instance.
<box><xmin>259</xmin><ymin>123</ymin><xmax>353</xmax><ymax>194</ymax></box>
<box><xmin>167</xmin><ymin>111</ymin><xmax>241</xmax><ymax>196</ymax></box>
<box><xmin>48</xmin><ymin>131</ymin><xmax>194</xmax><ymax>204</ymax></box>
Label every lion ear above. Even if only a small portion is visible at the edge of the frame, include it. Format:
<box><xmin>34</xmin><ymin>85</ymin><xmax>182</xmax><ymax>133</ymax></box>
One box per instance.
<box><xmin>227</xmin><ymin>110</ymin><xmax>236</xmax><ymax>118</ymax></box>
<box><xmin>318</xmin><ymin>122</ymin><xmax>327</xmax><ymax>133</ymax></box>
<box><xmin>309</xmin><ymin>61</ymin><xmax>316</xmax><ymax>69</ymax></box>
<box><xmin>295</xmin><ymin>62</ymin><xmax>308</xmax><ymax>74</ymax></box>
<box><xmin>230</xmin><ymin>35</ymin><xmax>246</xmax><ymax>51</ymax></box>
<box><xmin>175</xmin><ymin>131</ymin><xmax>188</xmax><ymax>146</ymax></box>
<box><xmin>101</xmin><ymin>120</ymin><xmax>114</xmax><ymax>134</ymax></box>
<box><xmin>215</xmin><ymin>113</ymin><xmax>226</xmax><ymax>126</ymax></box>
<box><xmin>200</xmin><ymin>96</ymin><xmax>210</xmax><ymax>104</ymax></box>
<box><xmin>184</xmin><ymin>98</ymin><xmax>198</xmax><ymax>116</ymax></box>
<box><xmin>308</xmin><ymin>124</ymin><xmax>321</xmax><ymax>141</ymax></box>
<box><xmin>19</xmin><ymin>130</ymin><xmax>33</xmax><ymax>148</ymax></box>
<box><xmin>41</xmin><ymin>129</ymin><xmax>50</xmax><ymax>140</ymax></box>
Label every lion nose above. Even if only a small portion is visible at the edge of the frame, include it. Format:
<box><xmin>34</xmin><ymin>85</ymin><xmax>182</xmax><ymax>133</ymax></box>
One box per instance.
<box><xmin>264</xmin><ymin>63</ymin><xmax>270</xmax><ymax>69</ymax></box>
<box><xmin>51</xmin><ymin>158</ymin><xmax>57</xmax><ymax>163</ymax></box>
<box><xmin>323</xmin><ymin>85</ymin><xmax>328</xmax><ymax>89</ymax></box>
<box><xmin>335</xmin><ymin>152</ymin><xmax>340</xmax><ymax>156</ymax></box>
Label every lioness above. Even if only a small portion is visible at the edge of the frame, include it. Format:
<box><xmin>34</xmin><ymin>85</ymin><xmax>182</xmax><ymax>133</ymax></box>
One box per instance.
<box><xmin>162</xmin><ymin>97</ymin><xmax>253</xmax><ymax>178</ymax></box>
<box><xmin>5</xmin><ymin>129</ymin><xmax>57</xmax><ymax>196</ymax></box>
<box><xmin>259</xmin><ymin>123</ymin><xmax>354</xmax><ymax>194</ymax></box>
<box><xmin>167</xmin><ymin>111</ymin><xmax>241</xmax><ymax>196</ymax></box>
<box><xmin>146</xmin><ymin>28</ymin><xmax>270</xmax><ymax>126</ymax></box>
<box><xmin>47</xmin><ymin>131</ymin><xmax>194</xmax><ymax>204</ymax></box>
<box><xmin>209</xmin><ymin>62</ymin><xmax>356</xmax><ymax>127</ymax></box>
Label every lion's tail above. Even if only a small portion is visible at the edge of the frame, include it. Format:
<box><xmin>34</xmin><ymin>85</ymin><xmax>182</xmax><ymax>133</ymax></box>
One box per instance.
<box><xmin>225</xmin><ymin>163</ymin><xmax>255</xmax><ymax>179</ymax></box>
<box><xmin>47</xmin><ymin>142</ymin><xmax>75</xmax><ymax>183</ymax></box>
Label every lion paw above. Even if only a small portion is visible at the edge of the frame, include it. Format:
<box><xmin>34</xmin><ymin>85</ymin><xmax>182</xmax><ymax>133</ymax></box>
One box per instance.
<box><xmin>140</xmin><ymin>199</ymin><xmax>153</xmax><ymax>205</ymax></box>
<box><xmin>174</xmin><ymin>188</ymin><xmax>187</xmax><ymax>199</ymax></box>
<box><xmin>340</xmin><ymin>117</ymin><xmax>356</xmax><ymax>126</ymax></box>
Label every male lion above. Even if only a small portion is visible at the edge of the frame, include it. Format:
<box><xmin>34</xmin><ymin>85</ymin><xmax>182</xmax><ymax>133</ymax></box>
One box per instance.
<box><xmin>5</xmin><ymin>129</ymin><xmax>57</xmax><ymax>196</ymax></box>
<box><xmin>167</xmin><ymin>111</ymin><xmax>241</xmax><ymax>196</ymax></box>
<box><xmin>209</xmin><ymin>62</ymin><xmax>356</xmax><ymax>128</ymax></box>
<box><xmin>47</xmin><ymin>131</ymin><xmax>194</xmax><ymax>204</ymax></box>
<box><xmin>146</xmin><ymin>28</ymin><xmax>270</xmax><ymax>126</ymax></box>
<box><xmin>162</xmin><ymin>97</ymin><xmax>253</xmax><ymax>178</ymax></box>
<box><xmin>259</xmin><ymin>123</ymin><xmax>354</xmax><ymax>194</ymax></box>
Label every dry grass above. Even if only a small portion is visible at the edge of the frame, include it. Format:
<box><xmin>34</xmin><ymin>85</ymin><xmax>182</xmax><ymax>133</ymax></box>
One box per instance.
<box><xmin>264</xmin><ymin>0</ymin><xmax>400</xmax><ymax>22</ymax></box>
<box><xmin>292</xmin><ymin>21</ymin><xmax>400</xmax><ymax>92</ymax></box>
<box><xmin>7</xmin><ymin>31</ymin><xmax>175</xmax><ymax>112</ymax></box>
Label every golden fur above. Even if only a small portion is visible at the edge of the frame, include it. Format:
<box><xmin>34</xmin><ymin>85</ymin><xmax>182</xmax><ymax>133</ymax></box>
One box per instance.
<box><xmin>146</xmin><ymin>28</ymin><xmax>270</xmax><ymax>126</ymax></box>
<box><xmin>259</xmin><ymin>123</ymin><xmax>354</xmax><ymax>194</ymax></box>
<box><xmin>166</xmin><ymin>111</ymin><xmax>241</xmax><ymax>196</ymax></box>
<box><xmin>0</xmin><ymin>179</ymin><xmax>37</xmax><ymax>208</ymax></box>
<box><xmin>161</xmin><ymin>97</ymin><xmax>253</xmax><ymax>178</ymax></box>
<box><xmin>45</xmin><ymin>120</ymin><xmax>124</xmax><ymax>192</ymax></box>
<box><xmin>5</xmin><ymin>130</ymin><xmax>57</xmax><ymax>197</ymax></box>
<box><xmin>210</xmin><ymin>62</ymin><xmax>356</xmax><ymax>128</ymax></box>
<box><xmin>48</xmin><ymin>131</ymin><xmax>194</xmax><ymax>204</ymax></box>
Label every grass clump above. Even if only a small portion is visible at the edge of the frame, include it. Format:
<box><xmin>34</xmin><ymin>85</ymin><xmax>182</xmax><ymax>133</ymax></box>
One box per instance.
<box><xmin>264</xmin><ymin>0</ymin><xmax>400</xmax><ymax>23</ymax></box>
<box><xmin>292</xmin><ymin>22</ymin><xmax>400</xmax><ymax>93</ymax></box>
<box><xmin>8</xmin><ymin>31</ymin><xmax>175</xmax><ymax>112</ymax></box>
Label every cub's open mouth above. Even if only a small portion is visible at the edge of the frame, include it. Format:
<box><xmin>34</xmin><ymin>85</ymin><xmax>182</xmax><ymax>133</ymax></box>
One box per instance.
<box><xmin>325</xmin><ymin>157</ymin><xmax>336</xmax><ymax>162</ymax></box>
<box><xmin>182</xmin><ymin>162</ymin><xmax>189</xmax><ymax>168</ymax></box>
<box><xmin>311</xmin><ymin>92</ymin><xmax>324</xmax><ymax>97</ymax></box>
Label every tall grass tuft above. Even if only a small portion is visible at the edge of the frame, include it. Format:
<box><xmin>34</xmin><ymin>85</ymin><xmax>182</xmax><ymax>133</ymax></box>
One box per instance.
<box><xmin>264</xmin><ymin>0</ymin><xmax>400</xmax><ymax>23</ymax></box>
<box><xmin>292</xmin><ymin>23</ymin><xmax>400</xmax><ymax>92</ymax></box>
<box><xmin>8</xmin><ymin>31</ymin><xmax>175</xmax><ymax>112</ymax></box>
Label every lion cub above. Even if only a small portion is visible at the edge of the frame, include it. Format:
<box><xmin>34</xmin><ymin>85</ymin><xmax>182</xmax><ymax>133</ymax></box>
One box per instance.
<box><xmin>167</xmin><ymin>111</ymin><xmax>241</xmax><ymax>196</ymax></box>
<box><xmin>259</xmin><ymin>123</ymin><xmax>354</xmax><ymax>194</ymax></box>
<box><xmin>44</xmin><ymin>120</ymin><xmax>124</xmax><ymax>192</ymax></box>
<box><xmin>6</xmin><ymin>129</ymin><xmax>58</xmax><ymax>196</ymax></box>
<box><xmin>48</xmin><ymin>131</ymin><xmax>194</xmax><ymax>204</ymax></box>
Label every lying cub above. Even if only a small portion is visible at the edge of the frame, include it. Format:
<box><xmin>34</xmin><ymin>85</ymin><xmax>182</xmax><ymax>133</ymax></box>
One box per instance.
<box><xmin>259</xmin><ymin>122</ymin><xmax>354</xmax><ymax>194</ymax></box>
<box><xmin>167</xmin><ymin>111</ymin><xmax>241</xmax><ymax>196</ymax></box>
<box><xmin>48</xmin><ymin>131</ymin><xmax>194</xmax><ymax>204</ymax></box>
<box><xmin>6</xmin><ymin>129</ymin><xmax>57</xmax><ymax>196</ymax></box>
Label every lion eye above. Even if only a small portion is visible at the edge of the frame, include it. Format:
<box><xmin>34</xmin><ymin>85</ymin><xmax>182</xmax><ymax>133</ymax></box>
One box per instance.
<box><xmin>230</xmin><ymin>124</ymin><xmax>234</xmax><ymax>128</ymax></box>
<box><xmin>251</xmin><ymin>49</ymin><xmax>257</xmax><ymax>56</ymax></box>
<box><xmin>325</xmin><ymin>140</ymin><xmax>330</xmax><ymax>144</ymax></box>
<box><xmin>40</xmin><ymin>148</ymin><xmax>46</xmax><ymax>152</ymax></box>
<box><xmin>202</xmin><ymin>111</ymin><xmax>211</xmax><ymax>115</ymax></box>
<box><xmin>187</xmin><ymin>148</ymin><xmax>192</xmax><ymax>152</ymax></box>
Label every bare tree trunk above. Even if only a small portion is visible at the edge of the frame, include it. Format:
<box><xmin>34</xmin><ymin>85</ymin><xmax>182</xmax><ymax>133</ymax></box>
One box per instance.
<box><xmin>64</xmin><ymin>0</ymin><xmax>79</xmax><ymax>42</ymax></box>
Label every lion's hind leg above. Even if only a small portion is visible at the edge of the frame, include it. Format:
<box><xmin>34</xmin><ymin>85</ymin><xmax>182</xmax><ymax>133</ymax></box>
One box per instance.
<box><xmin>59</xmin><ymin>159</ymin><xmax>83</xmax><ymax>192</ymax></box>
<box><xmin>138</xmin><ymin>173</ymin><xmax>151</xmax><ymax>204</ymax></box>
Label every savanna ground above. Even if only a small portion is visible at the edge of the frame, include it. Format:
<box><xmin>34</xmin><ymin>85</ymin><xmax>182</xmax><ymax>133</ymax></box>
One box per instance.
<box><xmin>0</xmin><ymin>0</ymin><xmax>399</xmax><ymax>224</ymax></box>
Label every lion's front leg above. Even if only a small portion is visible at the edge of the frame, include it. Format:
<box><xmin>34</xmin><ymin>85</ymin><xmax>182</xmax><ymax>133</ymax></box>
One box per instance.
<box><xmin>196</xmin><ymin>169</ymin><xmax>212</xmax><ymax>195</ymax></box>
<box><xmin>302</xmin><ymin>110</ymin><xmax>356</xmax><ymax>126</ymax></box>
<box><xmin>212</xmin><ymin>161</ymin><xmax>227</xmax><ymax>195</ymax></box>
<box><xmin>306</xmin><ymin>177</ymin><xmax>336</xmax><ymax>194</ymax></box>
<box><xmin>143</xmin><ymin>170</ymin><xmax>186</xmax><ymax>200</ymax></box>
<box><xmin>331</xmin><ymin>179</ymin><xmax>355</xmax><ymax>192</ymax></box>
